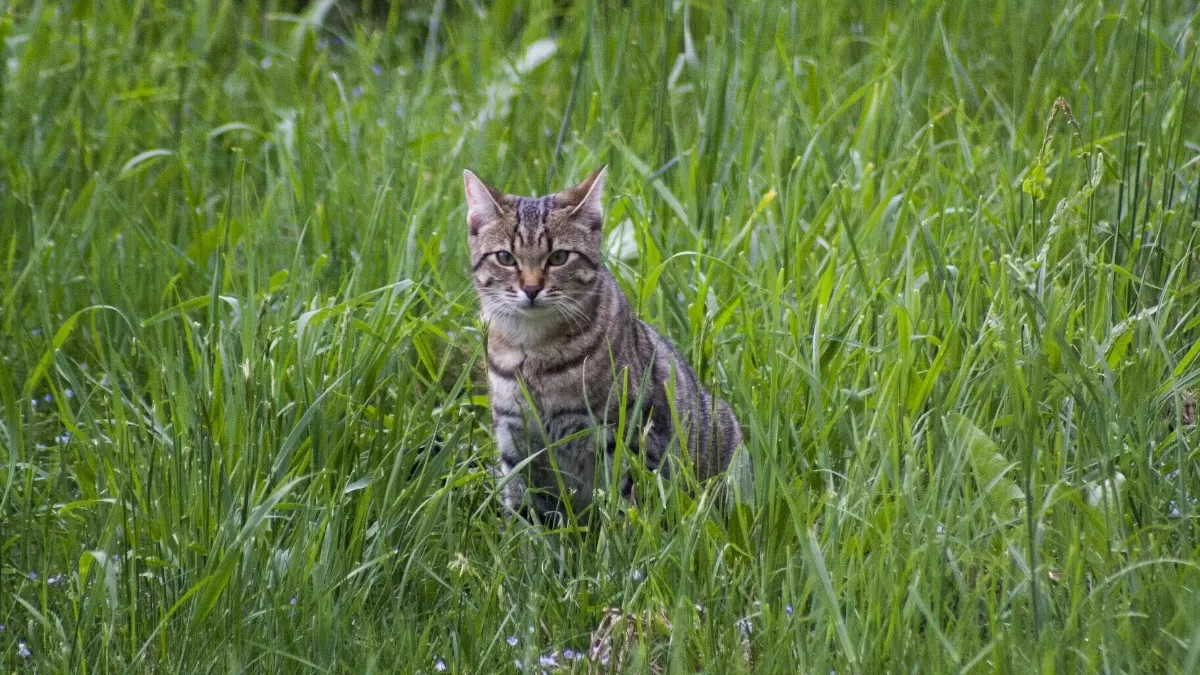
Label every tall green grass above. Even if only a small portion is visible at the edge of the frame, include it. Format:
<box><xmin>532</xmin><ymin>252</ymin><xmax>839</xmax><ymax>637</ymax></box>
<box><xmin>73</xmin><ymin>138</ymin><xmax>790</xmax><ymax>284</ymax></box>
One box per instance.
<box><xmin>1</xmin><ymin>0</ymin><xmax>1199</xmax><ymax>671</ymax></box>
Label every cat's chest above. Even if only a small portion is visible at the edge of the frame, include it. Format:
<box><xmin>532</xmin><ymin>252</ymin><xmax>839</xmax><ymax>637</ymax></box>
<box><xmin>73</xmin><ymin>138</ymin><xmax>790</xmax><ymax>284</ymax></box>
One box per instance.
<box><xmin>486</xmin><ymin>345</ymin><xmax>600</xmax><ymax>407</ymax></box>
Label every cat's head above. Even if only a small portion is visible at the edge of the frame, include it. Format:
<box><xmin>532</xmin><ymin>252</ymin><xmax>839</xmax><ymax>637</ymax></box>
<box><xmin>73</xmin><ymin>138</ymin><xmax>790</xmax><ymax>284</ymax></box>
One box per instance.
<box><xmin>463</xmin><ymin>167</ymin><xmax>607</xmax><ymax>335</ymax></box>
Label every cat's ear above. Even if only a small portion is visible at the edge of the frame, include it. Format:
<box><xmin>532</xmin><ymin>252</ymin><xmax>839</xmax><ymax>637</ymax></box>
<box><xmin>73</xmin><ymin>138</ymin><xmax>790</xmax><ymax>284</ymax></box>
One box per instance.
<box><xmin>559</xmin><ymin>165</ymin><xmax>607</xmax><ymax>231</ymax></box>
<box><xmin>463</xmin><ymin>170</ymin><xmax>507</xmax><ymax>236</ymax></box>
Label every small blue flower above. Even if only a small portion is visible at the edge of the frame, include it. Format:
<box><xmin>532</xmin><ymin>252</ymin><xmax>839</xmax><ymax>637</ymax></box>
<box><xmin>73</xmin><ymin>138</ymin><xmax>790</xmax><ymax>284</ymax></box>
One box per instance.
<box><xmin>563</xmin><ymin>648</ymin><xmax>575</xmax><ymax>660</ymax></box>
<box><xmin>352</xmin><ymin>86</ymin><xmax>363</xmax><ymax>99</ymax></box>
<box><xmin>18</xmin><ymin>641</ymin><xmax>30</xmax><ymax>658</ymax></box>
<box><xmin>43</xmin><ymin>394</ymin><xmax>52</xmax><ymax>403</ymax></box>
<box><xmin>260</xmin><ymin>56</ymin><xmax>273</xmax><ymax>69</ymax></box>
<box><xmin>736</xmin><ymin>617</ymin><xmax>753</xmax><ymax>635</ymax></box>
<box><xmin>290</xmin><ymin>596</ymin><xmax>297</xmax><ymax>606</ymax></box>
<box><xmin>631</xmin><ymin>569</ymin><xmax>644</xmax><ymax>581</ymax></box>
<box><xmin>434</xmin><ymin>657</ymin><xmax>446</xmax><ymax>672</ymax></box>
<box><xmin>372</xmin><ymin>64</ymin><xmax>382</xmax><ymax>75</ymax></box>
<box><xmin>0</xmin><ymin>623</ymin><xmax>6</xmax><ymax>631</ymax></box>
<box><xmin>31</xmin><ymin>328</ymin><xmax>42</xmax><ymax>336</ymax></box>
<box><xmin>506</xmin><ymin>635</ymin><xmax>518</xmax><ymax>647</ymax></box>
<box><xmin>538</xmin><ymin>653</ymin><xmax>558</xmax><ymax>667</ymax></box>
<box><xmin>64</xmin><ymin>389</ymin><xmax>74</xmax><ymax>399</ymax></box>
<box><xmin>28</xmin><ymin>571</ymin><xmax>38</xmax><ymax>581</ymax></box>
<box><xmin>785</xmin><ymin>604</ymin><xmax>794</xmax><ymax>617</ymax></box>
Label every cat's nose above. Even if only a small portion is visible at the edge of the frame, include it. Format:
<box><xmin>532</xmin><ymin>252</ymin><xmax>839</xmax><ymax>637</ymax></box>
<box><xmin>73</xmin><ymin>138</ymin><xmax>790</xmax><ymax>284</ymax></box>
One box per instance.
<box><xmin>521</xmin><ymin>285</ymin><xmax>542</xmax><ymax>300</ymax></box>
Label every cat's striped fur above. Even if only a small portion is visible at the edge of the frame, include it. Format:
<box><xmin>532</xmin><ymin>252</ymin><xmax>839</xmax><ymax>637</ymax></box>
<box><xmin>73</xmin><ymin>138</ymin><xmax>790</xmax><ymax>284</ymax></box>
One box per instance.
<box><xmin>464</xmin><ymin>167</ymin><xmax>742</xmax><ymax>519</ymax></box>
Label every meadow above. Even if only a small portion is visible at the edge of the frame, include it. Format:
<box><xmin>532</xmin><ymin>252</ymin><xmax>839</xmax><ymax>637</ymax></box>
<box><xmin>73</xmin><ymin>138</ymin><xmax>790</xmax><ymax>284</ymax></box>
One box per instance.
<box><xmin>2</xmin><ymin>0</ymin><xmax>1199</xmax><ymax>671</ymax></box>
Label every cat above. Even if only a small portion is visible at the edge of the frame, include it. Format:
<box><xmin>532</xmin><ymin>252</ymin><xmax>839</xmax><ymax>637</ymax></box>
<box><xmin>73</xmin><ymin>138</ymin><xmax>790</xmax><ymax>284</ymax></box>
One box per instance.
<box><xmin>464</xmin><ymin>166</ymin><xmax>742</xmax><ymax>520</ymax></box>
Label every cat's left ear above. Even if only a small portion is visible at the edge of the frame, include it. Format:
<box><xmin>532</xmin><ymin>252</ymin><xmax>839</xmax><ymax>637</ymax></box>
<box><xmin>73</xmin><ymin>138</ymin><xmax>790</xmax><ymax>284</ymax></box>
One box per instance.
<box><xmin>559</xmin><ymin>165</ymin><xmax>607</xmax><ymax>231</ymax></box>
<box><xmin>464</xmin><ymin>169</ymin><xmax>508</xmax><ymax>236</ymax></box>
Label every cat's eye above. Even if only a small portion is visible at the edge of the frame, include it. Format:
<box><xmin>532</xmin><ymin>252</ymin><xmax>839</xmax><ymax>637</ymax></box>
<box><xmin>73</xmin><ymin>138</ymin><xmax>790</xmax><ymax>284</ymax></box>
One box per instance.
<box><xmin>494</xmin><ymin>251</ymin><xmax>516</xmax><ymax>266</ymax></box>
<box><xmin>547</xmin><ymin>250</ymin><xmax>570</xmax><ymax>266</ymax></box>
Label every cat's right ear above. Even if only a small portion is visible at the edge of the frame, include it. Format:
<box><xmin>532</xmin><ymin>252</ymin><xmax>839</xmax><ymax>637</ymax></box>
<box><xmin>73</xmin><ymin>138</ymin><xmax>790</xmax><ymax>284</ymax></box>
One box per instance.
<box><xmin>464</xmin><ymin>170</ymin><xmax>506</xmax><ymax>236</ymax></box>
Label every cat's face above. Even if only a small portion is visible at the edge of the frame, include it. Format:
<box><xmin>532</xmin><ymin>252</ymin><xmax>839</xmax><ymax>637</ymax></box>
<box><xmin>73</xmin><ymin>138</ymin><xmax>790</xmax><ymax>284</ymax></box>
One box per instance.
<box><xmin>464</xmin><ymin>168</ymin><xmax>607</xmax><ymax>335</ymax></box>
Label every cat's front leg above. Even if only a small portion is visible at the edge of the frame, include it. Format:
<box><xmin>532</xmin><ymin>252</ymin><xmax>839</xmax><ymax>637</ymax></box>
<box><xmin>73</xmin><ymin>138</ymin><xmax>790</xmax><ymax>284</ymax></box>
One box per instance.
<box><xmin>493</xmin><ymin>420</ymin><xmax>528</xmax><ymax>517</ymax></box>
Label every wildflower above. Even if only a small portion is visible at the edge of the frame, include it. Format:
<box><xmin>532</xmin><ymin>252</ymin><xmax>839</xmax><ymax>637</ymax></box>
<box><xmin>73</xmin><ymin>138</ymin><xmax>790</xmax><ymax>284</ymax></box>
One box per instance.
<box><xmin>64</xmin><ymin>389</ymin><xmax>74</xmax><ymax>398</ymax></box>
<box><xmin>28</xmin><ymin>571</ymin><xmax>38</xmax><ymax>581</ymax></box>
<box><xmin>261</xmin><ymin>57</ymin><xmax>273</xmax><ymax>69</ymax></box>
<box><xmin>631</xmin><ymin>569</ymin><xmax>644</xmax><ymax>581</ymax></box>
<box><xmin>785</xmin><ymin>604</ymin><xmax>794</xmax><ymax>617</ymax></box>
<box><xmin>18</xmin><ymin>642</ymin><xmax>30</xmax><ymax>658</ymax></box>
<box><xmin>736</xmin><ymin>617</ymin><xmax>753</xmax><ymax>635</ymax></box>
<box><xmin>31</xmin><ymin>398</ymin><xmax>38</xmax><ymax>408</ymax></box>
<box><xmin>31</xmin><ymin>328</ymin><xmax>41</xmax><ymax>336</ymax></box>
<box><xmin>43</xmin><ymin>394</ymin><xmax>52</xmax><ymax>403</ymax></box>
<box><xmin>352</xmin><ymin>86</ymin><xmax>363</xmax><ymax>99</ymax></box>
<box><xmin>57</xmin><ymin>434</ymin><xmax>70</xmax><ymax>445</ymax></box>
<box><xmin>538</xmin><ymin>652</ymin><xmax>558</xmax><ymax>667</ymax></box>
<box><xmin>372</xmin><ymin>64</ymin><xmax>382</xmax><ymax>75</ymax></box>
<box><xmin>434</xmin><ymin>657</ymin><xmax>447</xmax><ymax>672</ymax></box>
<box><xmin>506</xmin><ymin>635</ymin><xmax>519</xmax><ymax>647</ymax></box>
<box><xmin>48</xmin><ymin>574</ymin><xmax>64</xmax><ymax>585</ymax></box>
<box><xmin>290</xmin><ymin>596</ymin><xmax>297</xmax><ymax>606</ymax></box>
<box><xmin>0</xmin><ymin>623</ymin><xmax>6</xmax><ymax>631</ymax></box>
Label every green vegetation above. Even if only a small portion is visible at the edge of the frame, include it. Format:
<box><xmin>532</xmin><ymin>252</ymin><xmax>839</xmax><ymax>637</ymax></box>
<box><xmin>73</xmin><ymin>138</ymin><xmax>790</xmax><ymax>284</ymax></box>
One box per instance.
<box><xmin>2</xmin><ymin>0</ymin><xmax>1199</xmax><ymax>671</ymax></box>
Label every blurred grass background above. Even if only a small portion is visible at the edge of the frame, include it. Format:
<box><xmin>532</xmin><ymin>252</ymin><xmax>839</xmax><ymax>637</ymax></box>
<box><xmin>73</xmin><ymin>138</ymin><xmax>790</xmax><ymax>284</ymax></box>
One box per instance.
<box><xmin>1</xmin><ymin>0</ymin><xmax>1199</xmax><ymax>671</ymax></box>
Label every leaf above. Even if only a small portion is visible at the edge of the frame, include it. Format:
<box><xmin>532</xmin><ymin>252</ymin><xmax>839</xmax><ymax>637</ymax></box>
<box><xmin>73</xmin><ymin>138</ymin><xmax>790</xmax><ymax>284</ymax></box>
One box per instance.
<box><xmin>26</xmin><ymin>306</ymin><xmax>124</xmax><ymax>396</ymax></box>
<box><xmin>947</xmin><ymin>412</ymin><xmax>1023</xmax><ymax>521</ymax></box>
<box><xmin>119</xmin><ymin>149</ymin><xmax>174</xmax><ymax>180</ymax></box>
<box><xmin>207</xmin><ymin>122</ymin><xmax>260</xmax><ymax>141</ymax></box>
<box><xmin>344</xmin><ymin>475</ymin><xmax>376</xmax><ymax>494</ymax></box>
<box><xmin>1021</xmin><ymin>161</ymin><xmax>1051</xmax><ymax>200</ymax></box>
<box><xmin>268</xmin><ymin>269</ymin><xmax>290</xmax><ymax>293</ymax></box>
<box><xmin>141</xmin><ymin>295</ymin><xmax>240</xmax><ymax>327</ymax></box>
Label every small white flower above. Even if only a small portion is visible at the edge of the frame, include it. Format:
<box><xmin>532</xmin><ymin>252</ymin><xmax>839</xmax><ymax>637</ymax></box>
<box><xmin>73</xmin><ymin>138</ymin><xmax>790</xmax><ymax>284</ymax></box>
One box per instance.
<box><xmin>18</xmin><ymin>641</ymin><xmax>30</xmax><ymax>658</ymax></box>
<box><xmin>290</xmin><ymin>596</ymin><xmax>297</xmax><ymax>606</ymax></box>
<box><xmin>434</xmin><ymin>657</ymin><xmax>447</xmax><ymax>671</ymax></box>
<box><xmin>631</xmin><ymin>569</ymin><xmax>644</xmax><ymax>581</ymax></box>
<box><xmin>65</xmin><ymin>389</ymin><xmax>74</xmax><ymax>398</ymax></box>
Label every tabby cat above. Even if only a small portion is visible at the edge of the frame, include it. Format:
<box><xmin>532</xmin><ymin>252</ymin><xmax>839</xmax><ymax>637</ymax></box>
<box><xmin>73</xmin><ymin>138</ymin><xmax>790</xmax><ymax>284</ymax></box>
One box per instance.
<box><xmin>464</xmin><ymin>166</ymin><xmax>742</xmax><ymax>520</ymax></box>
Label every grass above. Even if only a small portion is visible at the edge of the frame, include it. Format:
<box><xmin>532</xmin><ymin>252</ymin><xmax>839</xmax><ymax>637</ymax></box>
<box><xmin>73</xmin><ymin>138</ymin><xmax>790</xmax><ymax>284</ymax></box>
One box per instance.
<box><xmin>1</xmin><ymin>0</ymin><xmax>1199</xmax><ymax>671</ymax></box>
